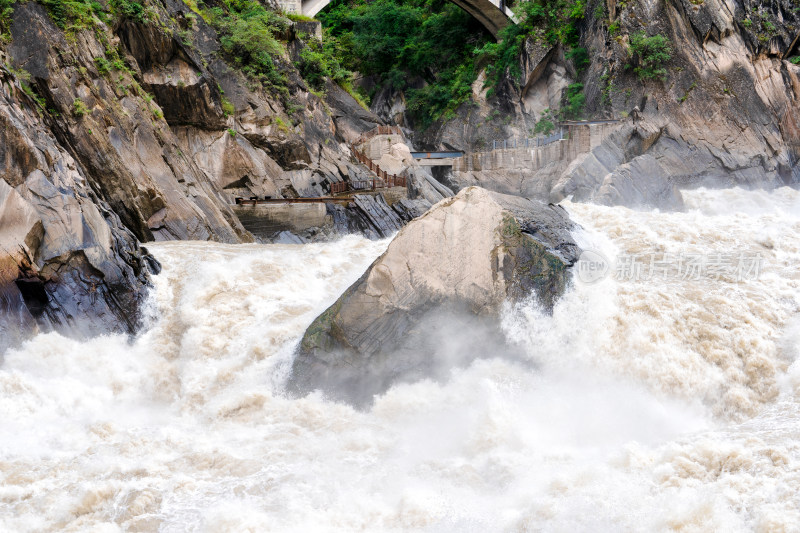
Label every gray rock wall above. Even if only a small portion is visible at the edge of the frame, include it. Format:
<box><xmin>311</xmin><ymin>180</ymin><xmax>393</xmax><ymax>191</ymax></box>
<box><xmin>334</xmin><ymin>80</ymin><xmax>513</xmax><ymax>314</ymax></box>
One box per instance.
<box><xmin>0</xmin><ymin>66</ymin><xmax>157</xmax><ymax>354</ymax></box>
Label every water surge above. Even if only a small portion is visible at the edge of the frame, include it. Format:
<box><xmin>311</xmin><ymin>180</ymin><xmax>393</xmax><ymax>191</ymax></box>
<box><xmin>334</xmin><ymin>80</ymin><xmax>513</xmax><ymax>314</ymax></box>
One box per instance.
<box><xmin>1</xmin><ymin>189</ymin><xmax>799</xmax><ymax>531</ymax></box>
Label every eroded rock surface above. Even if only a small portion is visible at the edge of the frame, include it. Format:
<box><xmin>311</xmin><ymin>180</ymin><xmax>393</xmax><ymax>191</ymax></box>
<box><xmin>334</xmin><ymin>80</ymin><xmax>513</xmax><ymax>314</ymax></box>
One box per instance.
<box><xmin>289</xmin><ymin>187</ymin><xmax>580</xmax><ymax>405</ymax></box>
<box><xmin>0</xmin><ymin>67</ymin><xmax>157</xmax><ymax>354</ymax></box>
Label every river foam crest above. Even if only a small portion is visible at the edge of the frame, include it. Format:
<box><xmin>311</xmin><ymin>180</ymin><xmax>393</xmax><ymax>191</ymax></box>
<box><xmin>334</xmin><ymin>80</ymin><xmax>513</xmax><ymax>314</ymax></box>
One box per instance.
<box><xmin>1</xmin><ymin>189</ymin><xmax>799</xmax><ymax>531</ymax></box>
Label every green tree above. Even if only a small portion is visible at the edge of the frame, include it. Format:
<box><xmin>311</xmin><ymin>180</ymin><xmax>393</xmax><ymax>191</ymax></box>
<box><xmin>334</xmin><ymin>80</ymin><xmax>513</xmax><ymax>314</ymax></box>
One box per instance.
<box><xmin>561</xmin><ymin>82</ymin><xmax>584</xmax><ymax>119</ymax></box>
<box><xmin>476</xmin><ymin>0</ymin><xmax>585</xmax><ymax>92</ymax></box>
<box><xmin>628</xmin><ymin>31</ymin><xmax>672</xmax><ymax>81</ymax></box>
<box><xmin>318</xmin><ymin>0</ymin><xmax>490</xmax><ymax>128</ymax></box>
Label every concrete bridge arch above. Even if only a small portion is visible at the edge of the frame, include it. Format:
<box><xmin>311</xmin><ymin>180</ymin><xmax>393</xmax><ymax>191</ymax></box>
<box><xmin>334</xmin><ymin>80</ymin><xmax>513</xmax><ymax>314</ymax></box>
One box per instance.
<box><xmin>277</xmin><ymin>0</ymin><xmax>516</xmax><ymax>37</ymax></box>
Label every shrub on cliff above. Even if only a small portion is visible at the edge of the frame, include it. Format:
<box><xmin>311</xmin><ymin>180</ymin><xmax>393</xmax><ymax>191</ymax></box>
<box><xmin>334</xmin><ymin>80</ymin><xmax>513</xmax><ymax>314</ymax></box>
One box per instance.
<box><xmin>477</xmin><ymin>0</ymin><xmax>585</xmax><ymax>94</ymax></box>
<box><xmin>109</xmin><ymin>0</ymin><xmax>146</xmax><ymax>23</ymax></box>
<box><xmin>561</xmin><ymin>82</ymin><xmax>585</xmax><ymax>119</ymax></box>
<box><xmin>0</xmin><ymin>0</ymin><xmax>13</xmax><ymax>41</ymax></box>
<box><xmin>627</xmin><ymin>31</ymin><xmax>672</xmax><ymax>81</ymax></box>
<box><xmin>206</xmin><ymin>0</ymin><xmax>290</xmax><ymax>96</ymax></box>
<box><xmin>296</xmin><ymin>31</ymin><xmax>352</xmax><ymax>91</ymax></box>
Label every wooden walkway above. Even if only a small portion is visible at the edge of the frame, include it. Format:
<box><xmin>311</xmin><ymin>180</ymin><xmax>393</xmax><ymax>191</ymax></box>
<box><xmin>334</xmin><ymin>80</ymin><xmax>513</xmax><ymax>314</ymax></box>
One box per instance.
<box><xmin>236</xmin><ymin>126</ymin><xmax>410</xmax><ymax>205</ymax></box>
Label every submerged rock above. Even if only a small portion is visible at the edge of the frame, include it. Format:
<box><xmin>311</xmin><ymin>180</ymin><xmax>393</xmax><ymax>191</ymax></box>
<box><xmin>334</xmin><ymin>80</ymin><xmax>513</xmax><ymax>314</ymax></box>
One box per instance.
<box><xmin>288</xmin><ymin>187</ymin><xmax>580</xmax><ymax>405</ymax></box>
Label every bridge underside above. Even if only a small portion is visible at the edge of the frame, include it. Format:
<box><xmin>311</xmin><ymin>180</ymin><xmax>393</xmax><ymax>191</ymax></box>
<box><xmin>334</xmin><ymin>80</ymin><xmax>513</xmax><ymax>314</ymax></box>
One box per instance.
<box><xmin>296</xmin><ymin>0</ymin><xmax>514</xmax><ymax>38</ymax></box>
<box><xmin>447</xmin><ymin>0</ymin><xmax>513</xmax><ymax>37</ymax></box>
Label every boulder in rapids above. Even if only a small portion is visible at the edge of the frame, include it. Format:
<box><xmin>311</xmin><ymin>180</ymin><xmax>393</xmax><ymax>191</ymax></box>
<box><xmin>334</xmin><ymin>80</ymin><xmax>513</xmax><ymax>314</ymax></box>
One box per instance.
<box><xmin>289</xmin><ymin>187</ymin><xmax>581</xmax><ymax>405</ymax></box>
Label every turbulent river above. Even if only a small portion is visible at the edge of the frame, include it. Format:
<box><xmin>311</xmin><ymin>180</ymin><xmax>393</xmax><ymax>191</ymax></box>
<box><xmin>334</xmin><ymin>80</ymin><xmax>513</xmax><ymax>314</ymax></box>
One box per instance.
<box><xmin>2</xmin><ymin>188</ymin><xmax>800</xmax><ymax>532</ymax></box>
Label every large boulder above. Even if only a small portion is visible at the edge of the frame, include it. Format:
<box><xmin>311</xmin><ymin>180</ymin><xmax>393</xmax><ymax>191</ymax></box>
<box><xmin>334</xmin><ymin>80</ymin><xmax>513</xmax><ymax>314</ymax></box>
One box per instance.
<box><xmin>288</xmin><ymin>187</ymin><xmax>580</xmax><ymax>405</ymax></box>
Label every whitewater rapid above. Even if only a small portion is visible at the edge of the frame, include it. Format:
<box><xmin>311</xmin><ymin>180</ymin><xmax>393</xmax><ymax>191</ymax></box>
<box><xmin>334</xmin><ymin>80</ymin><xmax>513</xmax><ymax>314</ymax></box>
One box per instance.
<box><xmin>1</xmin><ymin>188</ymin><xmax>800</xmax><ymax>531</ymax></box>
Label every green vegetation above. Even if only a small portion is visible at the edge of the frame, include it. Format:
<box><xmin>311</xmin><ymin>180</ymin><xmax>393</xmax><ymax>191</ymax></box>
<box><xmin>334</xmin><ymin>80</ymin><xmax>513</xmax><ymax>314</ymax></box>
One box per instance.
<box><xmin>627</xmin><ymin>31</ymin><xmax>671</xmax><ymax>81</ymax></box>
<box><xmin>227</xmin><ymin>127</ymin><xmax>236</xmax><ymax>137</ymax></box>
<box><xmin>534</xmin><ymin>109</ymin><xmax>556</xmax><ymax>134</ymax></box>
<box><xmin>318</xmin><ymin>0</ymin><xmax>491</xmax><ymax>128</ymax></box>
<box><xmin>8</xmin><ymin>68</ymin><xmax>48</xmax><ymax>110</ymax></box>
<box><xmin>478</xmin><ymin>0</ymin><xmax>587</xmax><ymax>93</ymax></box>
<box><xmin>221</xmin><ymin>95</ymin><xmax>235</xmax><ymax>116</ymax></box>
<box><xmin>678</xmin><ymin>80</ymin><xmax>696</xmax><ymax>104</ymax></box>
<box><xmin>286</xmin><ymin>12</ymin><xmax>314</xmax><ymax>22</ymax></box>
<box><xmin>318</xmin><ymin>0</ymin><xmax>596</xmax><ymax>127</ymax></box>
<box><xmin>296</xmin><ymin>31</ymin><xmax>351</xmax><ymax>91</ymax></box>
<box><xmin>1</xmin><ymin>0</ymin><xmax>13</xmax><ymax>41</ymax></box>
<box><xmin>94</xmin><ymin>56</ymin><xmax>112</xmax><ymax>74</ymax></box>
<box><xmin>566</xmin><ymin>46</ymin><xmax>590</xmax><ymax>75</ymax></box>
<box><xmin>23</xmin><ymin>82</ymin><xmax>48</xmax><ymax>109</ymax></box>
<box><xmin>72</xmin><ymin>97</ymin><xmax>89</xmax><ymax>117</ymax></box>
<box><xmin>273</xmin><ymin>115</ymin><xmax>289</xmax><ymax>132</ymax></box>
<box><xmin>600</xmin><ymin>70</ymin><xmax>613</xmax><ymax>105</ymax></box>
<box><xmin>296</xmin><ymin>31</ymin><xmax>368</xmax><ymax>108</ymax></box>
<box><xmin>562</xmin><ymin>82</ymin><xmax>585</xmax><ymax>119</ymax></box>
<box><xmin>109</xmin><ymin>0</ymin><xmax>148</xmax><ymax>22</ymax></box>
<box><xmin>790</xmin><ymin>56</ymin><xmax>800</xmax><ymax>65</ymax></box>
<box><xmin>204</xmin><ymin>0</ymin><xmax>291</xmax><ymax>97</ymax></box>
<box><xmin>38</xmin><ymin>0</ymin><xmax>112</xmax><ymax>30</ymax></box>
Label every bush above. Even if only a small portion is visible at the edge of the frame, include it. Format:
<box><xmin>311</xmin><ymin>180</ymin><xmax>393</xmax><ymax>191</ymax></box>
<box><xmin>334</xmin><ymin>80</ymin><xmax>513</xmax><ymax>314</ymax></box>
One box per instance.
<box><xmin>561</xmin><ymin>82</ymin><xmax>584</xmax><ymax>119</ymax></box>
<box><xmin>477</xmin><ymin>0</ymin><xmax>585</xmax><ymax>92</ymax></box>
<box><xmin>0</xmin><ymin>0</ymin><xmax>13</xmax><ymax>40</ymax></box>
<box><xmin>73</xmin><ymin>98</ymin><xmax>89</xmax><ymax>117</ymax></box>
<box><xmin>566</xmin><ymin>46</ymin><xmax>590</xmax><ymax>74</ymax></box>
<box><xmin>318</xmin><ymin>0</ymin><xmax>489</xmax><ymax>129</ymax></box>
<box><xmin>109</xmin><ymin>0</ymin><xmax>146</xmax><ymax>22</ymax></box>
<box><xmin>205</xmin><ymin>0</ymin><xmax>290</xmax><ymax>95</ymax></box>
<box><xmin>296</xmin><ymin>33</ymin><xmax>352</xmax><ymax>91</ymax></box>
<box><xmin>628</xmin><ymin>31</ymin><xmax>671</xmax><ymax>81</ymax></box>
<box><xmin>534</xmin><ymin>119</ymin><xmax>555</xmax><ymax>135</ymax></box>
<box><xmin>94</xmin><ymin>56</ymin><xmax>111</xmax><ymax>74</ymax></box>
<box><xmin>40</xmin><ymin>0</ymin><xmax>110</xmax><ymax>30</ymax></box>
<box><xmin>221</xmin><ymin>96</ymin><xmax>235</xmax><ymax>116</ymax></box>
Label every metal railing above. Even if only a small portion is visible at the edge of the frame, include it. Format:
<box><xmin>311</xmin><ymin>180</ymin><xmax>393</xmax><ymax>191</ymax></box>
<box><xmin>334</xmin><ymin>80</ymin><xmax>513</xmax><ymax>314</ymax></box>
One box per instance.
<box><xmin>352</xmin><ymin>125</ymin><xmax>404</xmax><ymax>147</ymax></box>
<box><xmin>327</xmin><ymin>143</ymin><xmax>407</xmax><ymax>196</ymax></box>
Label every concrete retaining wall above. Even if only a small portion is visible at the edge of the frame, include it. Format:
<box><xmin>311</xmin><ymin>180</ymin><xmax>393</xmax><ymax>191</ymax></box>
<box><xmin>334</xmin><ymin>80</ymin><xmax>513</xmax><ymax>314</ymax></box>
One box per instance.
<box><xmin>234</xmin><ymin>203</ymin><xmax>331</xmax><ymax>240</ymax></box>
<box><xmin>453</xmin><ymin>123</ymin><xmax>618</xmax><ymax>173</ymax></box>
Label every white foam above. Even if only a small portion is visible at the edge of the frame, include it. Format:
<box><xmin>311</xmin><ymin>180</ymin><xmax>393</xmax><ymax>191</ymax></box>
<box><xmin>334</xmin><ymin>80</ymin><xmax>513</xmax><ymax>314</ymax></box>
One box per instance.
<box><xmin>1</xmin><ymin>189</ymin><xmax>800</xmax><ymax>531</ymax></box>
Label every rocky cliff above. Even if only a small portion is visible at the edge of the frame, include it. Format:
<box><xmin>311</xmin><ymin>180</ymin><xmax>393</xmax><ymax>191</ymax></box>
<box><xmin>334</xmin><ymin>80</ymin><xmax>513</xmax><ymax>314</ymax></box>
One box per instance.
<box><xmin>0</xmin><ymin>62</ymin><xmax>157</xmax><ymax>352</ymax></box>
<box><xmin>371</xmin><ymin>0</ymin><xmax>800</xmax><ymax>206</ymax></box>
<box><xmin>0</xmin><ymin>0</ymin><xmax>437</xmax><ymax>349</ymax></box>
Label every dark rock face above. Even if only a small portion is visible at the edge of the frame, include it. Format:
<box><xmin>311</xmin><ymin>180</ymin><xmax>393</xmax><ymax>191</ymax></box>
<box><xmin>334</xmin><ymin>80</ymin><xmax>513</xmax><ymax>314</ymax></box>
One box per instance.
<box><xmin>0</xmin><ymin>68</ymin><xmax>157</xmax><ymax>354</ymax></box>
<box><xmin>327</xmin><ymin>194</ymin><xmax>432</xmax><ymax>240</ymax></box>
<box><xmin>288</xmin><ymin>187</ymin><xmax>580</xmax><ymax>406</ymax></box>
